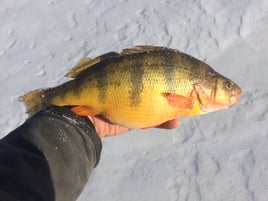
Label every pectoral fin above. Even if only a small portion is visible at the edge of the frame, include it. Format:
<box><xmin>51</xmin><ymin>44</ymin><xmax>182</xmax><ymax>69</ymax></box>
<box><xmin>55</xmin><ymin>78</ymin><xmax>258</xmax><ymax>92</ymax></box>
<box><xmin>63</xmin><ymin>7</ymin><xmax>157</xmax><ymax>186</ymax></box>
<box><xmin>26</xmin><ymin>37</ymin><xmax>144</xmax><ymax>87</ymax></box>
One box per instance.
<box><xmin>71</xmin><ymin>105</ymin><xmax>99</xmax><ymax>116</ymax></box>
<box><xmin>162</xmin><ymin>93</ymin><xmax>193</xmax><ymax>109</ymax></box>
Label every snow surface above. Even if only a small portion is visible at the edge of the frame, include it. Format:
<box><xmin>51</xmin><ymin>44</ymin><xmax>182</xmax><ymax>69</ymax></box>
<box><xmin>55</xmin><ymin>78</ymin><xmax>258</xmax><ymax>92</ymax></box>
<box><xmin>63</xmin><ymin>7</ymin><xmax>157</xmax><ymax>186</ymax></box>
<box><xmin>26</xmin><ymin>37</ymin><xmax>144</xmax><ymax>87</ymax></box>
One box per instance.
<box><xmin>1</xmin><ymin>0</ymin><xmax>268</xmax><ymax>200</ymax></box>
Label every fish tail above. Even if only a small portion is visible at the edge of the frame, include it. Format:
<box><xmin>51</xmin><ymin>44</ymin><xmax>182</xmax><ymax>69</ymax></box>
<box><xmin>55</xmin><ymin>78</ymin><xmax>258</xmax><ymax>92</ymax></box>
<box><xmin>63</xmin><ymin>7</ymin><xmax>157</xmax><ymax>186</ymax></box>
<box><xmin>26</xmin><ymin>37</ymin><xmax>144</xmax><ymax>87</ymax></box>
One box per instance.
<box><xmin>19</xmin><ymin>88</ymin><xmax>50</xmax><ymax>116</ymax></box>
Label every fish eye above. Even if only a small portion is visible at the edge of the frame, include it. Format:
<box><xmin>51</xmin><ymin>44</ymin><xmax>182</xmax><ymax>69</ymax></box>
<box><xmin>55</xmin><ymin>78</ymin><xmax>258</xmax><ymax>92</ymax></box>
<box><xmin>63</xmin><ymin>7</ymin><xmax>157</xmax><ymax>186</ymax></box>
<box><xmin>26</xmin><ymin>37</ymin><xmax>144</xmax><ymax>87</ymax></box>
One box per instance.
<box><xmin>225</xmin><ymin>80</ymin><xmax>233</xmax><ymax>90</ymax></box>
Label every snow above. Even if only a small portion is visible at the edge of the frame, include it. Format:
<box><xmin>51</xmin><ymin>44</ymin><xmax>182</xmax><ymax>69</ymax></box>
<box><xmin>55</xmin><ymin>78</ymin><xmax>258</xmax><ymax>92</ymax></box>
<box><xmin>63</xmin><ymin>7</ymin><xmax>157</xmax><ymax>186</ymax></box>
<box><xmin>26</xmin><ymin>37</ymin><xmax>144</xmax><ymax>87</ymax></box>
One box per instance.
<box><xmin>1</xmin><ymin>0</ymin><xmax>268</xmax><ymax>200</ymax></box>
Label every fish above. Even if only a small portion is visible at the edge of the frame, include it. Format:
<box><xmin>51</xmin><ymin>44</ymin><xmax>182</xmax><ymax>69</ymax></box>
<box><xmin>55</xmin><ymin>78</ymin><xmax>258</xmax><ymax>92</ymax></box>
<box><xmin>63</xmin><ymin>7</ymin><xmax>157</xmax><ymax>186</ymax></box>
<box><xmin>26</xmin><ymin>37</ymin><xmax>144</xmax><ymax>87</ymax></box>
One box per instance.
<box><xmin>19</xmin><ymin>45</ymin><xmax>242</xmax><ymax>128</ymax></box>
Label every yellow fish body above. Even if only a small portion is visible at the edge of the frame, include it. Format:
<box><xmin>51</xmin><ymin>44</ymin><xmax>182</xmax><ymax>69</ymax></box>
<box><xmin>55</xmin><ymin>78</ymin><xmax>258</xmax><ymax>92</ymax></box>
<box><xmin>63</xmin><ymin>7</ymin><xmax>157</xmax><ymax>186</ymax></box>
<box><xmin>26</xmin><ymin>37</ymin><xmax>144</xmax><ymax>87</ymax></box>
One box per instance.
<box><xmin>20</xmin><ymin>46</ymin><xmax>242</xmax><ymax>128</ymax></box>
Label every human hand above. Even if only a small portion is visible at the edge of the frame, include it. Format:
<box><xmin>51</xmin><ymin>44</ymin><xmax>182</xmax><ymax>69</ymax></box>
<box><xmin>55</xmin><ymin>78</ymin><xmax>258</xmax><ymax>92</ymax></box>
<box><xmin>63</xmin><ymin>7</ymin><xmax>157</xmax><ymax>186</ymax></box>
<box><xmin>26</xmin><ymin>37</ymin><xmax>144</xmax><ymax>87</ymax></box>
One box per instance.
<box><xmin>88</xmin><ymin>116</ymin><xmax>179</xmax><ymax>137</ymax></box>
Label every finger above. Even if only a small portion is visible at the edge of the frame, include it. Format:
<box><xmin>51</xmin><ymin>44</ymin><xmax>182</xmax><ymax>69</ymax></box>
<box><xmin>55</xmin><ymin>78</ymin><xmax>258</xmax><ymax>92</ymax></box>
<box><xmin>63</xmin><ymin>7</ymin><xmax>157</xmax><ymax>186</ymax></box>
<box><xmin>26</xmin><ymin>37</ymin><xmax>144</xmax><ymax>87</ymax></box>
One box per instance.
<box><xmin>87</xmin><ymin>116</ymin><xmax>131</xmax><ymax>137</ymax></box>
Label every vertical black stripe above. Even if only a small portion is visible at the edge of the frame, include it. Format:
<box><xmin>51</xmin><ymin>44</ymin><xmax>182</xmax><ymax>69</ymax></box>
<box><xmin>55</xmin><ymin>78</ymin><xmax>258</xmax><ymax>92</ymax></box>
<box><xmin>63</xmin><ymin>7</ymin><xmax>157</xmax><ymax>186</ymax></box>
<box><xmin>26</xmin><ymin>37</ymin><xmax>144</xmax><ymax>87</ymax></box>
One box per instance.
<box><xmin>129</xmin><ymin>55</ymin><xmax>144</xmax><ymax>107</ymax></box>
<box><xmin>181</xmin><ymin>52</ymin><xmax>203</xmax><ymax>82</ymax></box>
<box><xmin>96</xmin><ymin>62</ymin><xmax>108</xmax><ymax>103</ymax></box>
<box><xmin>163</xmin><ymin>50</ymin><xmax>176</xmax><ymax>92</ymax></box>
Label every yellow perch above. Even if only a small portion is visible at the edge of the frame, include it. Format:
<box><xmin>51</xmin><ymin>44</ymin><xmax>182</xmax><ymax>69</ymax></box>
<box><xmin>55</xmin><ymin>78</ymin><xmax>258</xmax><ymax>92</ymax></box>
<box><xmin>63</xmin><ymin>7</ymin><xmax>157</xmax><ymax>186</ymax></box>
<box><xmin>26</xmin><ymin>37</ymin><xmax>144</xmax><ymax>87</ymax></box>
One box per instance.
<box><xmin>20</xmin><ymin>46</ymin><xmax>242</xmax><ymax>128</ymax></box>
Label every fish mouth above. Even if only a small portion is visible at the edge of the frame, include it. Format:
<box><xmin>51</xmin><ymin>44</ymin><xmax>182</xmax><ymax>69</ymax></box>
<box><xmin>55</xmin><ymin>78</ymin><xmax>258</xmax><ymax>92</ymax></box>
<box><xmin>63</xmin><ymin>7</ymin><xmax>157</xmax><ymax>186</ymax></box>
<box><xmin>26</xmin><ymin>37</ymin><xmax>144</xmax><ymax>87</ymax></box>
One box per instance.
<box><xmin>229</xmin><ymin>95</ymin><xmax>241</xmax><ymax>105</ymax></box>
<box><xmin>200</xmin><ymin>96</ymin><xmax>240</xmax><ymax>113</ymax></box>
<box><xmin>200</xmin><ymin>95</ymin><xmax>241</xmax><ymax>114</ymax></box>
<box><xmin>230</xmin><ymin>85</ymin><xmax>242</xmax><ymax>104</ymax></box>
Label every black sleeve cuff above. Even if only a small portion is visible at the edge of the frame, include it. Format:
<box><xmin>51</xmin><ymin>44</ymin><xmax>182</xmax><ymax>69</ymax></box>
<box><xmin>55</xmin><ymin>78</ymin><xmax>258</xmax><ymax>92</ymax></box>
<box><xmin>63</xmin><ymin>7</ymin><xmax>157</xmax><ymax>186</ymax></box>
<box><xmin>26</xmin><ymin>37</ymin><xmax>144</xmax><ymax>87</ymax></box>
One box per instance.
<box><xmin>0</xmin><ymin>106</ymin><xmax>102</xmax><ymax>201</ymax></box>
<box><xmin>38</xmin><ymin>106</ymin><xmax>102</xmax><ymax>166</ymax></box>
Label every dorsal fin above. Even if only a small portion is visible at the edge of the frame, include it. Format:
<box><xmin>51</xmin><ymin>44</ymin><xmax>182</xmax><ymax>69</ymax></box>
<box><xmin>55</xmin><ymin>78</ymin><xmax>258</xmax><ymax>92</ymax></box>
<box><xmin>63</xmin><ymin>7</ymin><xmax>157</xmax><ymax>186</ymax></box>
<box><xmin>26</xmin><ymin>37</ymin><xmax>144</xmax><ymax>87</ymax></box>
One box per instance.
<box><xmin>121</xmin><ymin>45</ymin><xmax>179</xmax><ymax>55</ymax></box>
<box><xmin>65</xmin><ymin>51</ymin><xmax>120</xmax><ymax>78</ymax></box>
<box><xmin>65</xmin><ymin>57</ymin><xmax>100</xmax><ymax>78</ymax></box>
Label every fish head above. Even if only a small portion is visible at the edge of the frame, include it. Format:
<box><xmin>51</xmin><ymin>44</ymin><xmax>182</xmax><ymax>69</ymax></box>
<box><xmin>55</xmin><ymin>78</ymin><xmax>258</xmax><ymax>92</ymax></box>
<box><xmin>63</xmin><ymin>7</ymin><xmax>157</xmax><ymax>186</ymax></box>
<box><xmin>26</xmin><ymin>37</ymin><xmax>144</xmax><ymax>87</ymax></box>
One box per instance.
<box><xmin>195</xmin><ymin>69</ymin><xmax>242</xmax><ymax>113</ymax></box>
<box><xmin>214</xmin><ymin>75</ymin><xmax>242</xmax><ymax>106</ymax></box>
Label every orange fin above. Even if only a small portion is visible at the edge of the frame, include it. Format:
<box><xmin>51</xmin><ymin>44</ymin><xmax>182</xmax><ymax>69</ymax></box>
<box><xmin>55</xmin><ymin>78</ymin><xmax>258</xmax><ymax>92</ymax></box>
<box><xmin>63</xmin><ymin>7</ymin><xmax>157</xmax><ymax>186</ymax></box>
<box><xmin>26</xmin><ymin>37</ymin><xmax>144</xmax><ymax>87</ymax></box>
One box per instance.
<box><xmin>71</xmin><ymin>106</ymin><xmax>99</xmax><ymax>116</ymax></box>
<box><xmin>162</xmin><ymin>93</ymin><xmax>193</xmax><ymax>109</ymax></box>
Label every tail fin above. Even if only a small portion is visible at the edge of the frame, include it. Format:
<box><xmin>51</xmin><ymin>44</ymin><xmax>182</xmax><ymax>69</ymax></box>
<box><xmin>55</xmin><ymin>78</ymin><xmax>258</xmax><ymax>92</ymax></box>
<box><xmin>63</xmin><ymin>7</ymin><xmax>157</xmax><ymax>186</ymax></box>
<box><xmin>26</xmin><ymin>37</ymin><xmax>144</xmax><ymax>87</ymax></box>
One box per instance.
<box><xmin>19</xmin><ymin>89</ymin><xmax>49</xmax><ymax>116</ymax></box>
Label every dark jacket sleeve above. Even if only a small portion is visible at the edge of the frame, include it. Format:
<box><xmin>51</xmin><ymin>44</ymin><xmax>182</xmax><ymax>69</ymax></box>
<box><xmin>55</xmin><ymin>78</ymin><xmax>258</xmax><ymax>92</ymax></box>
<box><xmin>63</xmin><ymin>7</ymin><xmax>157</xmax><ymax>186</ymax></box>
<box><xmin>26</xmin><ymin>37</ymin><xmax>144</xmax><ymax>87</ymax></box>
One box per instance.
<box><xmin>0</xmin><ymin>106</ymin><xmax>102</xmax><ymax>201</ymax></box>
